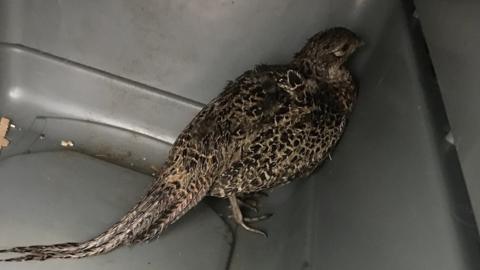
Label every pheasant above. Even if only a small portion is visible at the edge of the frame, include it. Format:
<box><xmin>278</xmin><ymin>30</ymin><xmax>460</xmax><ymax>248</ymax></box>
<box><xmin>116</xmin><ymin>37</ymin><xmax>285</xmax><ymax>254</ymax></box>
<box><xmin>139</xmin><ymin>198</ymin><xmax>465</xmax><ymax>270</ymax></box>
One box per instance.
<box><xmin>0</xmin><ymin>27</ymin><xmax>362</xmax><ymax>262</ymax></box>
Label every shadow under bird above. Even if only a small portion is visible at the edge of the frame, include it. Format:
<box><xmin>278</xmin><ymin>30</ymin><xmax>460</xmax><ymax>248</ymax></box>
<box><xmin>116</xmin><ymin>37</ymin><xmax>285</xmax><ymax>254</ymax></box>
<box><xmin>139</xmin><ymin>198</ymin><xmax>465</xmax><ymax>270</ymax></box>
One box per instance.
<box><xmin>0</xmin><ymin>27</ymin><xmax>362</xmax><ymax>262</ymax></box>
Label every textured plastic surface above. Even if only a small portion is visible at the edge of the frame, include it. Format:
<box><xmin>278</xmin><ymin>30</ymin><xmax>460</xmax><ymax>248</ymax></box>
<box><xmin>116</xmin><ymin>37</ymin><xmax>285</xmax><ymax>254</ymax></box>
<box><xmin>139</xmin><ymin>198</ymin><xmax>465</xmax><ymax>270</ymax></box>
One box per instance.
<box><xmin>414</xmin><ymin>0</ymin><xmax>480</xmax><ymax>228</ymax></box>
<box><xmin>0</xmin><ymin>0</ymin><xmax>479</xmax><ymax>269</ymax></box>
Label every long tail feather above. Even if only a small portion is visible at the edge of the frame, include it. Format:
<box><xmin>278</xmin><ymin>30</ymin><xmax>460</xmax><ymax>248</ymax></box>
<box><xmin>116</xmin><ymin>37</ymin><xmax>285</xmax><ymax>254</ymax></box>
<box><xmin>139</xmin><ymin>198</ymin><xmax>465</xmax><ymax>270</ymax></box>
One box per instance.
<box><xmin>0</xmin><ymin>175</ymin><xmax>210</xmax><ymax>262</ymax></box>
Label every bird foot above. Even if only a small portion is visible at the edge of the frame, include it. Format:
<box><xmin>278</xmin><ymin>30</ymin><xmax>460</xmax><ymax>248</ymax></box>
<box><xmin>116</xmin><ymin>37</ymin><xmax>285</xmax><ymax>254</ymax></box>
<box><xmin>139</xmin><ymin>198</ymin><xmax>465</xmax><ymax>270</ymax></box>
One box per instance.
<box><xmin>237</xmin><ymin>198</ymin><xmax>258</xmax><ymax>213</ymax></box>
<box><xmin>228</xmin><ymin>194</ymin><xmax>271</xmax><ymax>238</ymax></box>
<box><xmin>235</xmin><ymin>191</ymin><xmax>269</xmax><ymax>213</ymax></box>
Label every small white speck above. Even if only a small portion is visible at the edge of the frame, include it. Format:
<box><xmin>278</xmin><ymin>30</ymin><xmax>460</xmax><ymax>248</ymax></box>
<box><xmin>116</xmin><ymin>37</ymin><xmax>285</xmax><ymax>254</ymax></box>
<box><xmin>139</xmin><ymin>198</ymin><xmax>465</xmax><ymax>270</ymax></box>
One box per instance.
<box><xmin>8</xmin><ymin>87</ymin><xmax>23</xmax><ymax>99</ymax></box>
<box><xmin>445</xmin><ymin>131</ymin><xmax>455</xmax><ymax>145</ymax></box>
<box><xmin>9</xmin><ymin>123</ymin><xmax>16</xmax><ymax>129</ymax></box>
<box><xmin>142</xmin><ymin>157</ymin><xmax>147</xmax><ymax>161</ymax></box>
<box><xmin>60</xmin><ymin>140</ymin><xmax>74</xmax><ymax>148</ymax></box>
<box><xmin>129</xmin><ymin>162</ymin><xmax>134</xmax><ymax>167</ymax></box>
<box><xmin>39</xmin><ymin>134</ymin><xmax>46</xmax><ymax>140</ymax></box>
<box><xmin>328</xmin><ymin>153</ymin><xmax>332</xmax><ymax>160</ymax></box>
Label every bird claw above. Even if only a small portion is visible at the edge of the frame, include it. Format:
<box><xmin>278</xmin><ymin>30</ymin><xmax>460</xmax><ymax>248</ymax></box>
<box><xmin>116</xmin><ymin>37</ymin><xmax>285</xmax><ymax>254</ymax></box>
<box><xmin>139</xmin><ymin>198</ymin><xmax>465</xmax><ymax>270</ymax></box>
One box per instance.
<box><xmin>227</xmin><ymin>213</ymin><xmax>273</xmax><ymax>223</ymax></box>
<box><xmin>243</xmin><ymin>213</ymin><xmax>273</xmax><ymax>223</ymax></box>
<box><xmin>226</xmin><ymin>215</ymin><xmax>269</xmax><ymax>237</ymax></box>
<box><xmin>238</xmin><ymin>199</ymin><xmax>258</xmax><ymax>213</ymax></box>
<box><xmin>238</xmin><ymin>221</ymin><xmax>268</xmax><ymax>238</ymax></box>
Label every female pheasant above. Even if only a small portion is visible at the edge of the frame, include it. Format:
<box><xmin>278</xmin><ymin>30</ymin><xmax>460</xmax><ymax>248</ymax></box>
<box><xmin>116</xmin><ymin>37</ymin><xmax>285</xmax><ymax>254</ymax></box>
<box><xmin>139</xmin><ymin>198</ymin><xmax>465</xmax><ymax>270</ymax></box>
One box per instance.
<box><xmin>0</xmin><ymin>27</ymin><xmax>362</xmax><ymax>261</ymax></box>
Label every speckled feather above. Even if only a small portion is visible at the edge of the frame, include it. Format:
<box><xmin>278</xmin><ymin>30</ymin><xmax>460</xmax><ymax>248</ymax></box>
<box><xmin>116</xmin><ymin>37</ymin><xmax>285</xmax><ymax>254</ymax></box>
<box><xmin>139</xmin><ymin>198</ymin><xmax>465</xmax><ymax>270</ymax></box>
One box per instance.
<box><xmin>0</xmin><ymin>27</ymin><xmax>362</xmax><ymax>261</ymax></box>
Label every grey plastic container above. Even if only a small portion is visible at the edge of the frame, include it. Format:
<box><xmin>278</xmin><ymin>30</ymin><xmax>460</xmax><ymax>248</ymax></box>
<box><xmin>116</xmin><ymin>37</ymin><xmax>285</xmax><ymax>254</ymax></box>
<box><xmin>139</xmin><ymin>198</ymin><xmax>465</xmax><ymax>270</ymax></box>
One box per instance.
<box><xmin>0</xmin><ymin>0</ymin><xmax>479</xmax><ymax>269</ymax></box>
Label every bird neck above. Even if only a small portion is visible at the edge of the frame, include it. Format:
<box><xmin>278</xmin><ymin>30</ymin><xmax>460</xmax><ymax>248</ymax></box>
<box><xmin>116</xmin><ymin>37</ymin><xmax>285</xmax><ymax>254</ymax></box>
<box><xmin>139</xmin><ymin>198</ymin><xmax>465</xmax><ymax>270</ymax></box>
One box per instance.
<box><xmin>292</xmin><ymin>58</ymin><xmax>357</xmax><ymax>113</ymax></box>
<box><xmin>291</xmin><ymin>57</ymin><xmax>345</xmax><ymax>83</ymax></box>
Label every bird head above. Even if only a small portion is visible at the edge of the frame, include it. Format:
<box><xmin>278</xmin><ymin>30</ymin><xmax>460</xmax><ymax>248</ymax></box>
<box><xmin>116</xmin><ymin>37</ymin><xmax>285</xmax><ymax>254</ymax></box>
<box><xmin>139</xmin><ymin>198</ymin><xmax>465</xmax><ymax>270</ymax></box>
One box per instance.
<box><xmin>293</xmin><ymin>27</ymin><xmax>363</xmax><ymax>70</ymax></box>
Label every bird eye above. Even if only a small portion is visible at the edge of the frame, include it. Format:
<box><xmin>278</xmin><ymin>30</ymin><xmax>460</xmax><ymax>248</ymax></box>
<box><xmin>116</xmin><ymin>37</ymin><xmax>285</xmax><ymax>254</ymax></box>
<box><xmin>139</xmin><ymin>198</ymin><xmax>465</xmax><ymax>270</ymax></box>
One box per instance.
<box><xmin>340</xmin><ymin>43</ymin><xmax>350</xmax><ymax>51</ymax></box>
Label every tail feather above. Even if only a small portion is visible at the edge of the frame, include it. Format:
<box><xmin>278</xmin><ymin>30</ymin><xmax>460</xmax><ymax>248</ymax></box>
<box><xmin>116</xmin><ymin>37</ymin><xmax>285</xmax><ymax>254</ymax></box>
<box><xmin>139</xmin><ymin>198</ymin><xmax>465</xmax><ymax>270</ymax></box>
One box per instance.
<box><xmin>0</xmin><ymin>176</ymin><xmax>210</xmax><ymax>262</ymax></box>
<box><xmin>0</xmin><ymin>239</ymin><xmax>127</xmax><ymax>261</ymax></box>
<box><xmin>0</xmin><ymin>190</ymin><xmax>162</xmax><ymax>259</ymax></box>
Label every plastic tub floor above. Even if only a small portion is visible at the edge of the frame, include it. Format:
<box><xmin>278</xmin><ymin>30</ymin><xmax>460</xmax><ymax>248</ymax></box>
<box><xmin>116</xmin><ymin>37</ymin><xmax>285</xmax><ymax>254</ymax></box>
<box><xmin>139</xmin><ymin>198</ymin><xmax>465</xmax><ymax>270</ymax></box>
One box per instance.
<box><xmin>0</xmin><ymin>0</ymin><xmax>479</xmax><ymax>269</ymax></box>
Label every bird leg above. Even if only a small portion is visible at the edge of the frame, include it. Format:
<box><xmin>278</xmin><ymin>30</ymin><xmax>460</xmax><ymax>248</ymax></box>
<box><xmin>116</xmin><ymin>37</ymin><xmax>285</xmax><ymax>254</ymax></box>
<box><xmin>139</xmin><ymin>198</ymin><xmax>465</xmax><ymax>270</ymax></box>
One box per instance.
<box><xmin>228</xmin><ymin>194</ymin><xmax>268</xmax><ymax>237</ymax></box>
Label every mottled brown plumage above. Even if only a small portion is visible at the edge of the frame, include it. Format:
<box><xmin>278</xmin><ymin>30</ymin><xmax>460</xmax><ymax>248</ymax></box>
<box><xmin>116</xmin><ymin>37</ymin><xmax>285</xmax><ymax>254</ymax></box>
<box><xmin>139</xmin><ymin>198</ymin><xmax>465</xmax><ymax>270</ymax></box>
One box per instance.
<box><xmin>0</xmin><ymin>27</ymin><xmax>362</xmax><ymax>262</ymax></box>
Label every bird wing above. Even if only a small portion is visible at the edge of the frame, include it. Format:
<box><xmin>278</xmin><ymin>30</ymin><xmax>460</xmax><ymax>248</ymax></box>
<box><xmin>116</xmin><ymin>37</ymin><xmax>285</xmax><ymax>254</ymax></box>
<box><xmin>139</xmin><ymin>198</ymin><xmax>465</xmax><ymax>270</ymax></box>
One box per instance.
<box><xmin>170</xmin><ymin>66</ymin><xmax>309</xmax><ymax>163</ymax></box>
